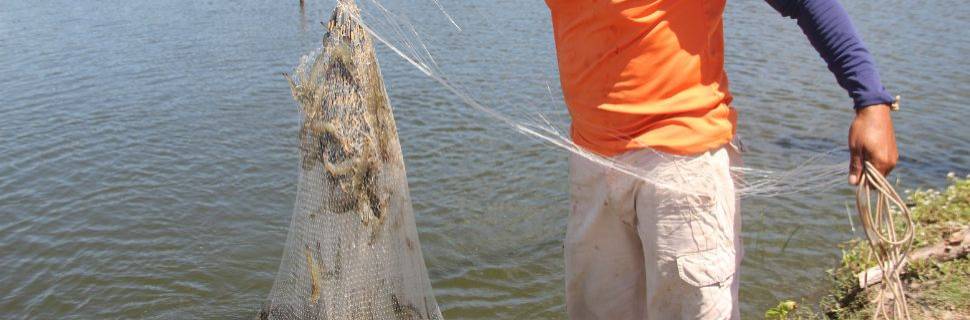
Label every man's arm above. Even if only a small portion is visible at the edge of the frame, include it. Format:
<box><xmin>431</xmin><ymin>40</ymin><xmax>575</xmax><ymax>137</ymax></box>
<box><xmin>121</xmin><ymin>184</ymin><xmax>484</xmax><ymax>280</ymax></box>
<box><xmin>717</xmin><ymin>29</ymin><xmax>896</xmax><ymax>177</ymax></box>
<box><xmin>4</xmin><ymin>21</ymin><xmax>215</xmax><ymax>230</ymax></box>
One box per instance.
<box><xmin>765</xmin><ymin>0</ymin><xmax>898</xmax><ymax>184</ymax></box>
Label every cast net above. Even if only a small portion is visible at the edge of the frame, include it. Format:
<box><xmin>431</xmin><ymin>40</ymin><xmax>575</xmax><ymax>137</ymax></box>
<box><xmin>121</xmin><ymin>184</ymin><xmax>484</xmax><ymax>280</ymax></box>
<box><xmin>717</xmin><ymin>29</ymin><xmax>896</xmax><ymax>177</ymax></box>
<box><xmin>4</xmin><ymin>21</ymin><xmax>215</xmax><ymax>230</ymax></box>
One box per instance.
<box><xmin>259</xmin><ymin>0</ymin><xmax>881</xmax><ymax>318</ymax></box>
<box><xmin>347</xmin><ymin>0</ymin><xmax>849</xmax><ymax>198</ymax></box>
<box><xmin>258</xmin><ymin>1</ymin><xmax>440</xmax><ymax>319</ymax></box>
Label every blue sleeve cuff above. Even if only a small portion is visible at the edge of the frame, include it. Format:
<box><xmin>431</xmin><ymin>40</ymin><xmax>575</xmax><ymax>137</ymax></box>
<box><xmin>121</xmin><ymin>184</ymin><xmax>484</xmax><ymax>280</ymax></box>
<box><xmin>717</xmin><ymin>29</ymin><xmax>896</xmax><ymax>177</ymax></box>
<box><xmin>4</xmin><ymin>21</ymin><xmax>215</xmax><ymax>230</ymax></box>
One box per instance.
<box><xmin>853</xmin><ymin>84</ymin><xmax>895</xmax><ymax>109</ymax></box>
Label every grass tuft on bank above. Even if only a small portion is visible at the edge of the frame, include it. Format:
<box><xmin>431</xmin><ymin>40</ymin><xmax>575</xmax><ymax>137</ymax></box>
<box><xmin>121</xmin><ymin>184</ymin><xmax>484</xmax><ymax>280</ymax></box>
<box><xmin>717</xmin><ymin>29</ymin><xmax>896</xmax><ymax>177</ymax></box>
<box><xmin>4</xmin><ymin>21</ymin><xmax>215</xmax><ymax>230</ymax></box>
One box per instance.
<box><xmin>769</xmin><ymin>174</ymin><xmax>969</xmax><ymax>319</ymax></box>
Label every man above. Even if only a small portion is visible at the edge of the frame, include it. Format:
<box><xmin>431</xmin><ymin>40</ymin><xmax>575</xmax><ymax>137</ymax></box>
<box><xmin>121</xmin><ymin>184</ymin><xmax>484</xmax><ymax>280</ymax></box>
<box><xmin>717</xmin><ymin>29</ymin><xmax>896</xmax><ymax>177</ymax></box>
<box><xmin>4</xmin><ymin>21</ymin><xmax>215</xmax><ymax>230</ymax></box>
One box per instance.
<box><xmin>545</xmin><ymin>0</ymin><xmax>898</xmax><ymax>318</ymax></box>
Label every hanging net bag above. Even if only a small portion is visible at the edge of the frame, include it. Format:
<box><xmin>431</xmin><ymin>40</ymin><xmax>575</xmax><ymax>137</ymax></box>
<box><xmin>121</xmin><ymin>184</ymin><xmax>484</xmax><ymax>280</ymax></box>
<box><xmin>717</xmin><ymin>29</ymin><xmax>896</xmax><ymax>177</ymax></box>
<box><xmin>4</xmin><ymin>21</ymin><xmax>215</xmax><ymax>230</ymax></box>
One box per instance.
<box><xmin>258</xmin><ymin>1</ymin><xmax>441</xmax><ymax>319</ymax></box>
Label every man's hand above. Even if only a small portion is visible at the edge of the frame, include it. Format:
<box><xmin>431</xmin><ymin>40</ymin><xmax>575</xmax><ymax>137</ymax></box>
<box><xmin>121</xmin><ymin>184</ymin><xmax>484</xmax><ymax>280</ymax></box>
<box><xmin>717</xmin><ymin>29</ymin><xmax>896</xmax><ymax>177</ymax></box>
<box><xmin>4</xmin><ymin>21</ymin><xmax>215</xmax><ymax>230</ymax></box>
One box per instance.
<box><xmin>848</xmin><ymin>104</ymin><xmax>898</xmax><ymax>185</ymax></box>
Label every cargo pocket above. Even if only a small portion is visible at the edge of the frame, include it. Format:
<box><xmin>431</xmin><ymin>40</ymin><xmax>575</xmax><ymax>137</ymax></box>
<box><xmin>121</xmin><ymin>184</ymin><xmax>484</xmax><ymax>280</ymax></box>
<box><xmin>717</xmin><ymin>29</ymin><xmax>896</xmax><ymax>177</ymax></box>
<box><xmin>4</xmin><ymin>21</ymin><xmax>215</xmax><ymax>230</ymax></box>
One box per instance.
<box><xmin>676</xmin><ymin>246</ymin><xmax>735</xmax><ymax>287</ymax></box>
<box><xmin>652</xmin><ymin>191</ymin><xmax>721</xmax><ymax>254</ymax></box>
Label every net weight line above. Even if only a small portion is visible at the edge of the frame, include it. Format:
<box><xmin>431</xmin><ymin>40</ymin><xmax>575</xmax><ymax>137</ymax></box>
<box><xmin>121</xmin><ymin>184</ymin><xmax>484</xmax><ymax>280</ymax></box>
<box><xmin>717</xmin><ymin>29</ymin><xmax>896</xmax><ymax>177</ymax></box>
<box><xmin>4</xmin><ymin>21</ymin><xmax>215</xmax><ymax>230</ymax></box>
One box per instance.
<box><xmin>856</xmin><ymin>161</ymin><xmax>915</xmax><ymax>320</ymax></box>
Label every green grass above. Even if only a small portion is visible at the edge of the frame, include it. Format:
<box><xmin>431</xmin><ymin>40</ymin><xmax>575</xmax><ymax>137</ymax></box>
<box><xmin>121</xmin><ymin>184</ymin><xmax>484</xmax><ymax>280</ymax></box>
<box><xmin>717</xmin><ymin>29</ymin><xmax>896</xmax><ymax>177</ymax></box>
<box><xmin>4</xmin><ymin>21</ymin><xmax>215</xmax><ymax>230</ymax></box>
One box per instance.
<box><xmin>770</xmin><ymin>174</ymin><xmax>970</xmax><ymax>319</ymax></box>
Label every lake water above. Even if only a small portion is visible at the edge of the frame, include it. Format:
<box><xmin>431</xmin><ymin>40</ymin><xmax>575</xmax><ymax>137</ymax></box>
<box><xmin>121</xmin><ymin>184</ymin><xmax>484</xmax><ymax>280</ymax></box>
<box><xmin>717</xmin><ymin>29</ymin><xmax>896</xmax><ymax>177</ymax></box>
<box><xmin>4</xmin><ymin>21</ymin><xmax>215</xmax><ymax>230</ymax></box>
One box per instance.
<box><xmin>1</xmin><ymin>0</ymin><xmax>967</xmax><ymax>318</ymax></box>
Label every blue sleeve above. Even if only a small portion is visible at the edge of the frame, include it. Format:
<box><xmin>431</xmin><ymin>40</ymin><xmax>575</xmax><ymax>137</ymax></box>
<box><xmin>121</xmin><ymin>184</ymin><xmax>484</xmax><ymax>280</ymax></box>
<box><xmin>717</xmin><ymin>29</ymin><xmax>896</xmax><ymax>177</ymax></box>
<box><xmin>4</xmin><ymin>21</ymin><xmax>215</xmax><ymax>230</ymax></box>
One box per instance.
<box><xmin>765</xmin><ymin>0</ymin><xmax>895</xmax><ymax>109</ymax></box>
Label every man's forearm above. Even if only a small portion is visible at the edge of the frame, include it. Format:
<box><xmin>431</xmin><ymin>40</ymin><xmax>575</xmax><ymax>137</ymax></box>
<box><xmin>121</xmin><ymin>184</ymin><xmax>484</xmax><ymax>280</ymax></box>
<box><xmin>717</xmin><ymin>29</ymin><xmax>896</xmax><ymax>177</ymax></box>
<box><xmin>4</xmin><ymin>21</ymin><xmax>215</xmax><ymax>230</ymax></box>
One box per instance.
<box><xmin>765</xmin><ymin>0</ymin><xmax>895</xmax><ymax>109</ymax></box>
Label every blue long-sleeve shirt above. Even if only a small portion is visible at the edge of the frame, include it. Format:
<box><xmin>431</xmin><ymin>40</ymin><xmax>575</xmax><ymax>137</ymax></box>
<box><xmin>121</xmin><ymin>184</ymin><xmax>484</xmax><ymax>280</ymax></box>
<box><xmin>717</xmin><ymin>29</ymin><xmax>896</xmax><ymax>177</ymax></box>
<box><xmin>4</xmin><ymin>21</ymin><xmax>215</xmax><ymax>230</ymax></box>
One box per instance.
<box><xmin>765</xmin><ymin>0</ymin><xmax>895</xmax><ymax>109</ymax></box>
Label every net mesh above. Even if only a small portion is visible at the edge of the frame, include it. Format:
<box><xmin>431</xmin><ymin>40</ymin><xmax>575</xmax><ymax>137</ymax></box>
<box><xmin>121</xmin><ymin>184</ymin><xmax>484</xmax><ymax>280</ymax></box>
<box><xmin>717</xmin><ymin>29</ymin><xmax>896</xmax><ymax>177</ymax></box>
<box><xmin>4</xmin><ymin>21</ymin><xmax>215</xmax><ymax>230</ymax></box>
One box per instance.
<box><xmin>258</xmin><ymin>1</ymin><xmax>441</xmax><ymax>319</ymax></box>
<box><xmin>348</xmin><ymin>0</ymin><xmax>850</xmax><ymax>199</ymax></box>
<box><xmin>258</xmin><ymin>0</ymin><xmax>863</xmax><ymax>318</ymax></box>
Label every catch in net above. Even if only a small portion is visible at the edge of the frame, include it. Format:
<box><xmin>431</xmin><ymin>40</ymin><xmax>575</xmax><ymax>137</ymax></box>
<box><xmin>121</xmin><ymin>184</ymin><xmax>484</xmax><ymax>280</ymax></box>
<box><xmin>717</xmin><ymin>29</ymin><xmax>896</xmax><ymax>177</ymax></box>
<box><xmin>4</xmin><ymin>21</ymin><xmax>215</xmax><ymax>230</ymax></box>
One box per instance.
<box><xmin>258</xmin><ymin>0</ymin><xmax>441</xmax><ymax>319</ymax></box>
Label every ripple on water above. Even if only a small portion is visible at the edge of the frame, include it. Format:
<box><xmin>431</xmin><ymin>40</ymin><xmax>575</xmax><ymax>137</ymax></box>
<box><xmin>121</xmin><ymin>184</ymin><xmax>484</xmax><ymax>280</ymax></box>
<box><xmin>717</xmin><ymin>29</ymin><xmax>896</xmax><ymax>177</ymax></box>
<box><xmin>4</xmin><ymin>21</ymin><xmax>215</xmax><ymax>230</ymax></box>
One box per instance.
<box><xmin>0</xmin><ymin>0</ymin><xmax>967</xmax><ymax>318</ymax></box>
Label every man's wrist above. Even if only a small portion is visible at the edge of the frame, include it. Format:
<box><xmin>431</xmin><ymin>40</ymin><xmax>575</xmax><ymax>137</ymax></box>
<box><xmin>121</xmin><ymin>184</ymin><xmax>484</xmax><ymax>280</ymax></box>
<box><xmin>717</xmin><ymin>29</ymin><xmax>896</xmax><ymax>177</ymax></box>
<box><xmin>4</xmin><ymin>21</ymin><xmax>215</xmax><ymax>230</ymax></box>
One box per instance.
<box><xmin>855</xmin><ymin>103</ymin><xmax>892</xmax><ymax>116</ymax></box>
<box><xmin>852</xmin><ymin>89</ymin><xmax>896</xmax><ymax>110</ymax></box>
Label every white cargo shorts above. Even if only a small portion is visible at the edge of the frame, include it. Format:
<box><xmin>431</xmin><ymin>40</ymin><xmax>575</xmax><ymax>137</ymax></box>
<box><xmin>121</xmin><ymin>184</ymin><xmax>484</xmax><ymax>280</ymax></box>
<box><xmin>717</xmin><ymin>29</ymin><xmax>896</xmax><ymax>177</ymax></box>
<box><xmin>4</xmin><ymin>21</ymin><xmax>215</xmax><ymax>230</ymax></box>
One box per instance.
<box><xmin>566</xmin><ymin>143</ymin><xmax>743</xmax><ymax>320</ymax></box>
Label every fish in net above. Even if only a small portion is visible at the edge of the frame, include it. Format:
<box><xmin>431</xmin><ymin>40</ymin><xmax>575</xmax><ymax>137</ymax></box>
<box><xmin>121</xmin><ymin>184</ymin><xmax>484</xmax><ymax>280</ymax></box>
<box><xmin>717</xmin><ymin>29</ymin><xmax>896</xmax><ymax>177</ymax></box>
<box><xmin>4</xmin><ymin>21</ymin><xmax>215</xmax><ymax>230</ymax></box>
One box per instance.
<box><xmin>258</xmin><ymin>1</ymin><xmax>441</xmax><ymax>319</ymax></box>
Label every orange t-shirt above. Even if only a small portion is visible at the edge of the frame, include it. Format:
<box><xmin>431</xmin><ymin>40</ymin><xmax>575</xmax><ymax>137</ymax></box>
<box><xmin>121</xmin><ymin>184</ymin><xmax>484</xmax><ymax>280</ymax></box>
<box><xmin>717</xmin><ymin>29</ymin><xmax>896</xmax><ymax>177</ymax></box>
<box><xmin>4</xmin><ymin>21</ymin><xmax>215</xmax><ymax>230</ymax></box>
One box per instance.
<box><xmin>546</xmin><ymin>0</ymin><xmax>737</xmax><ymax>156</ymax></box>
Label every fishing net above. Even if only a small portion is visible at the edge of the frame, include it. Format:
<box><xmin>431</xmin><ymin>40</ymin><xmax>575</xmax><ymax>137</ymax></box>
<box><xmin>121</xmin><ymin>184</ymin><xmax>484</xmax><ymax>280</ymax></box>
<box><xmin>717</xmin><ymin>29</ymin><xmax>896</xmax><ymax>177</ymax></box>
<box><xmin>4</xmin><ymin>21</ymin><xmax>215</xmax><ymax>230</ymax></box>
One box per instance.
<box><xmin>348</xmin><ymin>0</ymin><xmax>850</xmax><ymax>198</ymax></box>
<box><xmin>258</xmin><ymin>1</ymin><xmax>440</xmax><ymax>319</ymax></box>
<box><xmin>258</xmin><ymin>0</ymin><xmax>871</xmax><ymax>318</ymax></box>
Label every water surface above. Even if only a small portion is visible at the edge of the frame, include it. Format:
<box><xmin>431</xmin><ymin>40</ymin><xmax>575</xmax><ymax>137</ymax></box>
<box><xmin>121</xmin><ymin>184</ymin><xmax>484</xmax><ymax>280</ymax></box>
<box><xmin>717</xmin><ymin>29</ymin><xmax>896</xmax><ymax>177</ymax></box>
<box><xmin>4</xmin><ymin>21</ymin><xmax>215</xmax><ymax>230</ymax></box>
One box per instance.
<box><xmin>1</xmin><ymin>0</ymin><xmax>967</xmax><ymax>318</ymax></box>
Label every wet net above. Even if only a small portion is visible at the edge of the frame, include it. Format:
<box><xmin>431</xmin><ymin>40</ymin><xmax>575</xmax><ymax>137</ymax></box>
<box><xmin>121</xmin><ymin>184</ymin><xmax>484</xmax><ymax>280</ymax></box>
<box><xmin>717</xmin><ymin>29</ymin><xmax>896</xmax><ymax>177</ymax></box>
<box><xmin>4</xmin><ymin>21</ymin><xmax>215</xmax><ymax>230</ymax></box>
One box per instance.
<box><xmin>349</xmin><ymin>0</ymin><xmax>849</xmax><ymax>199</ymax></box>
<box><xmin>257</xmin><ymin>0</ymin><xmax>874</xmax><ymax>318</ymax></box>
<box><xmin>258</xmin><ymin>1</ymin><xmax>441</xmax><ymax>319</ymax></box>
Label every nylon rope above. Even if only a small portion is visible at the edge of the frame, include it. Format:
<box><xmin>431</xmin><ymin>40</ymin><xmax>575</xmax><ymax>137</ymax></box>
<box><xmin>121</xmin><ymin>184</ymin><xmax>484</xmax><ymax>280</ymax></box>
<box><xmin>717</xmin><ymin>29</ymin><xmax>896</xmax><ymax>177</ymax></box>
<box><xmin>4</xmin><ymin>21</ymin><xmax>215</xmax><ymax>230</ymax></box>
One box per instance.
<box><xmin>856</xmin><ymin>160</ymin><xmax>915</xmax><ymax>320</ymax></box>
